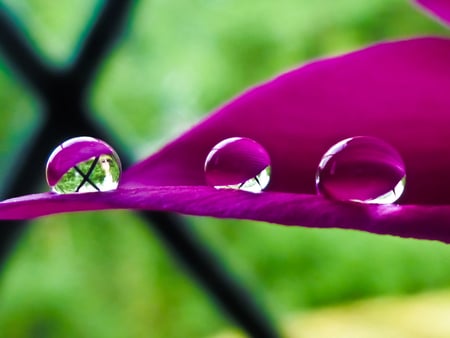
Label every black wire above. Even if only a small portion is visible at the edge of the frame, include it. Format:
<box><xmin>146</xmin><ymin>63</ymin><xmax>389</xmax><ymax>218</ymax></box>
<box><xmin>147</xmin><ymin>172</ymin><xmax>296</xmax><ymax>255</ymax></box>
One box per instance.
<box><xmin>0</xmin><ymin>1</ymin><xmax>281</xmax><ymax>337</ymax></box>
<box><xmin>74</xmin><ymin>156</ymin><xmax>101</xmax><ymax>192</ymax></box>
<box><xmin>145</xmin><ymin>212</ymin><xmax>280</xmax><ymax>338</ymax></box>
<box><xmin>70</xmin><ymin>0</ymin><xmax>136</xmax><ymax>90</ymax></box>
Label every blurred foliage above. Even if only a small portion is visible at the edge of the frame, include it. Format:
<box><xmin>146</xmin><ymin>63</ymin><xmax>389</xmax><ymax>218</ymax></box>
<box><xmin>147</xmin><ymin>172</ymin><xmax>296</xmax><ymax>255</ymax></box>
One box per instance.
<box><xmin>0</xmin><ymin>0</ymin><xmax>449</xmax><ymax>337</ymax></box>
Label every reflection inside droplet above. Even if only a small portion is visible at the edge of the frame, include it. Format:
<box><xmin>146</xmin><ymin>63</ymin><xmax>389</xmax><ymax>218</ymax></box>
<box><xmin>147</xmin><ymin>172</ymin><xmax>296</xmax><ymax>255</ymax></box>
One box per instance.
<box><xmin>316</xmin><ymin>136</ymin><xmax>406</xmax><ymax>204</ymax></box>
<box><xmin>46</xmin><ymin>136</ymin><xmax>122</xmax><ymax>194</ymax></box>
<box><xmin>204</xmin><ymin>137</ymin><xmax>271</xmax><ymax>193</ymax></box>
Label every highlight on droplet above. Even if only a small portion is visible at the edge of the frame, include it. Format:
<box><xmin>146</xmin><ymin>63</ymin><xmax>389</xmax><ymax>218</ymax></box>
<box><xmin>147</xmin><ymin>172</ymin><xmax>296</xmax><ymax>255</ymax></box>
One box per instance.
<box><xmin>46</xmin><ymin>136</ymin><xmax>122</xmax><ymax>194</ymax></box>
<box><xmin>316</xmin><ymin>136</ymin><xmax>406</xmax><ymax>204</ymax></box>
<box><xmin>204</xmin><ymin>137</ymin><xmax>271</xmax><ymax>193</ymax></box>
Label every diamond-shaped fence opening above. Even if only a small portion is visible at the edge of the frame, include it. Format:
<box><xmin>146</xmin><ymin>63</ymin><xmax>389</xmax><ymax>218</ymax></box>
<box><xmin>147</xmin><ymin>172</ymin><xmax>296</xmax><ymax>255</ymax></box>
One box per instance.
<box><xmin>0</xmin><ymin>1</ymin><xmax>280</xmax><ymax>337</ymax></box>
<box><xmin>2</xmin><ymin>2</ymin><xmax>450</xmax><ymax>338</ymax></box>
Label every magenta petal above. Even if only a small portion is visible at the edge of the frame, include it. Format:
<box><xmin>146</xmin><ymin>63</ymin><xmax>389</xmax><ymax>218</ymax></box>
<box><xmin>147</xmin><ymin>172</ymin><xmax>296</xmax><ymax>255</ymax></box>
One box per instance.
<box><xmin>2</xmin><ymin>187</ymin><xmax>450</xmax><ymax>244</ymax></box>
<box><xmin>415</xmin><ymin>0</ymin><xmax>450</xmax><ymax>25</ymax></box>
<box><xmin>0</xmin><ymin>192</ymin><xmax>117</xmax><ymax>219</ymax></box>
<box><xmin>2</xmin><ymin>37</ymin><xmax>450</xmax><ymax>244</ymax></box>
<box><xmin>124</xmin><ymin>37</ymin><xmax>450</xmax><ymax>205</ymax></box>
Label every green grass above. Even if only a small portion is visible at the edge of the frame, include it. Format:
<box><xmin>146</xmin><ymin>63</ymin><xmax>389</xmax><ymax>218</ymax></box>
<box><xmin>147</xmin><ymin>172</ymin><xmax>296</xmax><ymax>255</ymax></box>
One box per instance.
<box><xmin>2</xmin><ymin>214</ymin><xmax>450</xmax><ymax>338</ymax></box>
<box><xmin>0</xmin><ymin>212</ymin><xmax>229</xmax><ymax>338</ymax></box>
<box><xmin>0</xmin><ymin>0</ymin><xmax>449</xmax><ymax>337</ymax></box>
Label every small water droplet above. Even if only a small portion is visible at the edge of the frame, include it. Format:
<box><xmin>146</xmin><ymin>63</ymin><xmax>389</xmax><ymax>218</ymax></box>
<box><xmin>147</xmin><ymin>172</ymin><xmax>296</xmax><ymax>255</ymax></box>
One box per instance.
<box><xmin>204</xmin><ymin>137</ymin><xmax>271</xmax><ymax>193</ymax></box>
<box><xmin>46</xmin><ymin>136</ymin><xmax>122</xmax><ymax>194</ymax></box>
<box><xmin>316</xmin><ymin>136</ymin><xmax>406</xmax><ymax>204</ymax></box>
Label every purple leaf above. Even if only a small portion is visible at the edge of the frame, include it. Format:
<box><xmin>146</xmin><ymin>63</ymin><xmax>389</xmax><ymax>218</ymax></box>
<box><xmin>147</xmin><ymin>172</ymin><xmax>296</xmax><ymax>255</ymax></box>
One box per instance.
<box><xmin>2</xmin><ymin>36</ymin><xmax>450</xmax><ymax>243</ymax></box>
<box><xmin>415</xmin><ymin>0</ymin><xmax>450</xmax><ymax>25</ymax></box>
<box><xmin>123</xmin><ymin>37</ymin><xmax>450</xmax><ymax>206</ymax></box>
<box><xmin>2</xmin><ymin>187</ymin><xmax>450</xmax><ymax>243</ymax></box>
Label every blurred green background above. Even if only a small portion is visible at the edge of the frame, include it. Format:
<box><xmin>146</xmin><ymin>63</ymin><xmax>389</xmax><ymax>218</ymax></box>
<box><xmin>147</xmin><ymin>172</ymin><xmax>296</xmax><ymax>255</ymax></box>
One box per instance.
<box><xmin>0</xmin><ymin>0</ymin><xmax>449</xmax><ymax>337</ymax></box>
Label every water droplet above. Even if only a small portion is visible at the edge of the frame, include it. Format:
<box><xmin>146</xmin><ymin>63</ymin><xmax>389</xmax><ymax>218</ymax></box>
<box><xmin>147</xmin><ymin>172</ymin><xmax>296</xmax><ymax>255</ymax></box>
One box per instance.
<box><xmin>316</xmin><ymin>136</ymin><xmax>406</xmax><ymax>204</ymax></box>
<box><xmin>204</xmin><ymin>137</ymin><xmax>271</xmax><ymax>193</ymax></box>
<box><xmin>46</xmin><ymin>136</ymin><xmax>122</xmax><ymax>194</ymax></box>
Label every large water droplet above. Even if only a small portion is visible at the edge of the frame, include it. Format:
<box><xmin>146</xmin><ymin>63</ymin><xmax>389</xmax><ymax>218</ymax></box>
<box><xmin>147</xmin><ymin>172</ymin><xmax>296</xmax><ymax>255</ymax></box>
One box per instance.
<box><xmin>316</xmin><ymin>136</ymin><xmax>406</xmax><ymax>204</ymax></box>
<box><xmin>204</xmin><ymin>137</ymin><xmax>271</xmax><ymax>193</ymax></box>
<box><xmin>46</xmin><ymin>136</ymin><xmax>122</xmax><ymax>194</ymax></box>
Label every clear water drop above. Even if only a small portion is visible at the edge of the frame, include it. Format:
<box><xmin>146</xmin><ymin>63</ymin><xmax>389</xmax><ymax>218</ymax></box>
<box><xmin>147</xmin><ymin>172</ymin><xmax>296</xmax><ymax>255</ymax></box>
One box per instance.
<box><xmin>46</xmin><ymin>136</ymin><xmax>122</xmax><ymax>194</ymax></box>
<box><xmin>204</xmin><ymin>137</ymin><xmax>271</xmax><ymax>193</ymax></box>
<box><xmin>316</xmin><ymin>136</ymin><xmax>406</xmax><ymax>204</ymax></box>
